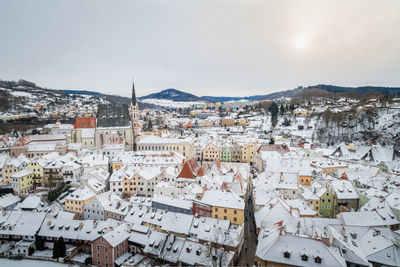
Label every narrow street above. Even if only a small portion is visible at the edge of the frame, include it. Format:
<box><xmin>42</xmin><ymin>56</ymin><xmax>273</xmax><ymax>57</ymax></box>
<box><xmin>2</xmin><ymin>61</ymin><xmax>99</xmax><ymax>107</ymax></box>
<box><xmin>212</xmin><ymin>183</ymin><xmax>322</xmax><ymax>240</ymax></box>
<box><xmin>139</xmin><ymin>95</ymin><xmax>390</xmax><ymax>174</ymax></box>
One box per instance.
<box><xmin>238</xmin><ymin>169</ymin><xmax>257</xmax><ymax>266</ymax></box>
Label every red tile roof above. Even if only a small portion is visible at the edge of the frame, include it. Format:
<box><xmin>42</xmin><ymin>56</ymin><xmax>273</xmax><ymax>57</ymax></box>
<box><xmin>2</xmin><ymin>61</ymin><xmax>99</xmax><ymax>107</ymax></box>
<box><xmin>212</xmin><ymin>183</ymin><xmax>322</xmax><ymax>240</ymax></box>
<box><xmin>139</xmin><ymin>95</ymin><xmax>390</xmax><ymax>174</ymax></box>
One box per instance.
<box><xmin>178</xmin><ymin>161</ymin><xmax>196</xmax><ymax>179</ymax></box>
<box><xmin>215</xmin><ymin>159</ymin><xmax>221</xmax><ymax>169</ymax></box>
<box><xmin>183</xmin><ymin>121</ymin><xmax>193</xmax><ymax>128</ymax></box>
<box><xmin>74</xmin><ymin>117</ymin><xmax>96</xmax><ymax>129</ymax></box>
<box><xmin>16</xmin><ymin>134</ymin><xmax>66</xmax><ymax>145</ymax></box>
<box><xmin>196</xmin><ymin>166</ymin><xmax>205</xmax><ymax>177</ymax></box>
<box><xmin>178</xmin><ymin>158</ymin><xmax>200</xmax><ymax>179</ymax></box>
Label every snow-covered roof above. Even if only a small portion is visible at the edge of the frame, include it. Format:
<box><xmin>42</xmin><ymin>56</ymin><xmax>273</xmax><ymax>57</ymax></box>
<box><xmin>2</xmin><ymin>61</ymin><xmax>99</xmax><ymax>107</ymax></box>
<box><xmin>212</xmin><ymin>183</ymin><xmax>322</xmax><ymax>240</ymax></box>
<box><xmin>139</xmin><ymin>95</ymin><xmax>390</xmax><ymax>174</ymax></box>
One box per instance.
<box><xmin>256</xmin><ymin>227</ymin><xmax>346</xmax><ymax>267</ymax></box>
<box><xmin>0</xmin><ymin>193</ymin><xmax>21</xmax><ymax>209</ymax></box>
<box><xmin>199</xmin><ymin>190</ymin><xmax>244</xmax><ymax>210</ymax></box>
<box><xmin>330</xmin><ymin>180</ymin><xmax>358</xmax><ymax>200</ymax></box>
<box><xmin>102</xmin><ymin>224</ymin><xmax>130</xmax><ymax>247</ymax></box>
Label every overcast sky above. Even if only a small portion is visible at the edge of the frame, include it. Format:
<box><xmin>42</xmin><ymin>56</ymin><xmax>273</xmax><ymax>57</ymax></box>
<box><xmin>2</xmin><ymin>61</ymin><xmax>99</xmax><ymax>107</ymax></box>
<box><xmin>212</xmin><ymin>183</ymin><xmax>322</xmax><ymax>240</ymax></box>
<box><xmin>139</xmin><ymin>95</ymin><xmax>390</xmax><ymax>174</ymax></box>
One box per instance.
<box><xmin>1</xmin><ymin>0</ymin><xmax>399</xmax><ymax>97</ymax></box>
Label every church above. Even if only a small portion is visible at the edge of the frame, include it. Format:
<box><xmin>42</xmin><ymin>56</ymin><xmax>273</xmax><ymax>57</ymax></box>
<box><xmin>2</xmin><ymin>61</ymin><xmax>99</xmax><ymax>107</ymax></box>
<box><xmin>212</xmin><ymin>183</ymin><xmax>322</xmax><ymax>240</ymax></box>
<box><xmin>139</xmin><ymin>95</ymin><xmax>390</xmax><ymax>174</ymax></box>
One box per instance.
<box><xmin>71</xmin><ymin>82</ymin><xmax>139</xmax><ymax>153</ymax></box>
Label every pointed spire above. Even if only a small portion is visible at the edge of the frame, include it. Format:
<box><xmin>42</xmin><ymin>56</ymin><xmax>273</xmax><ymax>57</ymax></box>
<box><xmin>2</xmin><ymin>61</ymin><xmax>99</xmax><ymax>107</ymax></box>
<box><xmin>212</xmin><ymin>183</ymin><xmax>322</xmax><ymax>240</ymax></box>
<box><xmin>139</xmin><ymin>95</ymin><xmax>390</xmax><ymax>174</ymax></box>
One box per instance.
<box><xmin>131</xmin><ymin>79</ymin><xmax>137</xmax><ymax>106</ymax></box>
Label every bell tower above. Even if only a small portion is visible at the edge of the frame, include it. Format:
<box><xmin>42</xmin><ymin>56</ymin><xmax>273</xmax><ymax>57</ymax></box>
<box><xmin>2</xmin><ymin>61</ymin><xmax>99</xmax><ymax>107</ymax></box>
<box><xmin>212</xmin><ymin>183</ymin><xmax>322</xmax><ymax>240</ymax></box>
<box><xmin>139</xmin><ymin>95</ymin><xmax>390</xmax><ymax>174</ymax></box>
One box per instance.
<box><xmin>130</xmin><ymin>80</ymin><xmax>139</xmax><ymax>136</ymax></box>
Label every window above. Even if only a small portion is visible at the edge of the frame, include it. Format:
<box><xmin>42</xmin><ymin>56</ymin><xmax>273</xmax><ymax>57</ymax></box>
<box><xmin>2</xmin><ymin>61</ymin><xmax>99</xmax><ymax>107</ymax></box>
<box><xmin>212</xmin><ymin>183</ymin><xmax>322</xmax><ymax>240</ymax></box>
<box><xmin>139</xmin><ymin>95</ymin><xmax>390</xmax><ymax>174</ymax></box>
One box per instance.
<box><xmin>234</xmin><ymin>217</ymin><xmax>237</xmax><ymax>222</ymax></box>
<box><xmin>283</xmin><ymin>251</ymin><xmax>290</xmax><ymax>258</ymax></box>
<box><xmin>301</xmin><ymin>254</ymin><xmax>308</xmax><ymax>261</ymax></box>
<box><xmin>224</xmin><ymin>209</ymin><xmax>227</xmax><ymax>213</ymax></box>
<box><xmin>315</xmin><ymin>256</ymin><xmax>322</xmax><ymax>263</ymax></box>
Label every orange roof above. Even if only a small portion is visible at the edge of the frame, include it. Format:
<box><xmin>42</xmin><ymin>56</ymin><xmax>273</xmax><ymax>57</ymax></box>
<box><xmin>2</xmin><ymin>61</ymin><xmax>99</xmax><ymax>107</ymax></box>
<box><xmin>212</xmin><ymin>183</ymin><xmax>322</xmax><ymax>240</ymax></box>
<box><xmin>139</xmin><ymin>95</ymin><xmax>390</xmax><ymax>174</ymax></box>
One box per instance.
<box><xmin>183</xmin><ymin>121</ymin><xmax>193</xmax><ymax>128</ymax></box>
<box><xmin>74</xmin><ymin>117</ymin><xmax>96</xmax><ymax>129</ymax></box>
<box><xmin>340</xmin><ymin>172</ymin><xmax>348</xmax><ymax>180</ymax></box>
<box><xmin>196</xmin><ymin>166</ymin><xmax>205</xmax><ymax>177</ymax></box>
<box><xmin>215</xmin><ymin>159</ymin><xmax>221</xmax><ymax>169</ymax></box>
<box><xmin>178</xmin><ymin>158</ymin><xmax>200</xmax><ymax>179</ymax></box>
<box><xmin>17</xmin><ymin>134</ymin><xmax>66</xmax><ymax>145</ymax></box>
<box><xmin>178</xmin><ymin>161</ymin><xmax>196</xmax><ymax>179</ymax></box>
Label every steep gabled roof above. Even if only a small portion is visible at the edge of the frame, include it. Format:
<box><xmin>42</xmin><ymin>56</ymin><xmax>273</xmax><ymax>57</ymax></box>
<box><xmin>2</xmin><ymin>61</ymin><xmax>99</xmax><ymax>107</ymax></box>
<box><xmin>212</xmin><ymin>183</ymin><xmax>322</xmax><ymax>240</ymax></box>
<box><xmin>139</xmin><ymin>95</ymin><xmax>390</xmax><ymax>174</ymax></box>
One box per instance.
<box><xmin>178</xmin><ymin>161</ymin><xmax>196</xmax><ymax>179</ymax></box>
<box><xmin>131</xmin><ymin>81</ymin><xmax>137</xmax><ymax>106</ymax></box>
<box><xmin>74</xmin><ymin>117</ymin><xmax>96</xmax><ymax>129</ymax></box>
<box><xmin>196</xmin><ymin>166</ymin><xmax>205</xmax><ymax>177</ymax></box>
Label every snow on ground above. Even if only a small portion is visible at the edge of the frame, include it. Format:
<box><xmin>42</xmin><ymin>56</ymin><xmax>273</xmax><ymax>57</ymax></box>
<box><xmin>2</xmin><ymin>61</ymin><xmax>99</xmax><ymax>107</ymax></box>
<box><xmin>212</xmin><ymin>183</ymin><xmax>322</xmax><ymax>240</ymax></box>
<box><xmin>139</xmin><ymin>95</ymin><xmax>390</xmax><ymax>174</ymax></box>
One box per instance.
<box><xmin>141</xmin><ymin>99</ymin><xmax>204</xmax><ymax>108</ymax></box>
<box><xmin>32</xmin><ymin>249</ymin><xmax>53</xmax><ymax>258</ymax></box>
<box><xmin>10</xmin><ymin>91</ymin><xmax>32</xmax><ymax>97</ymax></box>
<box><xmin>0</xmin><ymin>259</ymin><xmax>67</xmax><ymax>266</ymax></box>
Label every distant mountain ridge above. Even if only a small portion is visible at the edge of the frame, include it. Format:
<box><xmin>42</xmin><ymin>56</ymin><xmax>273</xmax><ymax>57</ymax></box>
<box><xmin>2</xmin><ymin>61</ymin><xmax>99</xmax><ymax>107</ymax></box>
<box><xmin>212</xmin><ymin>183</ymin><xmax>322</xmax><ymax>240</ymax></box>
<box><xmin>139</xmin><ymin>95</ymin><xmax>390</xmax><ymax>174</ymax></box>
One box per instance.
<box><xmin>2</xmin><ymin>79</ymin><xmax>400</xmax><ymax>105</ymax></box>
<box><xmin>138</xmin><ymin>88</ymin><xmax>203</xmax><ymax>102</ymax></box>
<box><xmin>141</xmin><ymin>85</ymin><xmax>400</xmax><ymax>102</ymax></box>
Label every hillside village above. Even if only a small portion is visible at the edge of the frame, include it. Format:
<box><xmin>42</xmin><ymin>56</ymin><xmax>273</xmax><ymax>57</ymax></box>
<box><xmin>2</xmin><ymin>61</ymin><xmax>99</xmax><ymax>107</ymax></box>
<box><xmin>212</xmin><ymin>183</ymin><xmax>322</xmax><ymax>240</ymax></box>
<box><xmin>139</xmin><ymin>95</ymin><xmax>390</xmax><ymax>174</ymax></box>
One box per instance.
<box><xmin>0</xmin><ymin>81</ymin><xmax>399</xmax><ymax>267</ymax></box>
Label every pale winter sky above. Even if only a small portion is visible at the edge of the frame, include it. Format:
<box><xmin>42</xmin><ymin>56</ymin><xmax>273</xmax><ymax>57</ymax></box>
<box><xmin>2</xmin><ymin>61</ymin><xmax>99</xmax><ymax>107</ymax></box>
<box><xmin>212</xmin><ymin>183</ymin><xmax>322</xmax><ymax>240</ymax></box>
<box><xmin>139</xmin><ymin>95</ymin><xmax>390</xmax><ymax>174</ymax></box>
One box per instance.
<box><xmin>1</xmin><ymin>0</ymin><xmax>399</xmax><ymax>97</ymax></box>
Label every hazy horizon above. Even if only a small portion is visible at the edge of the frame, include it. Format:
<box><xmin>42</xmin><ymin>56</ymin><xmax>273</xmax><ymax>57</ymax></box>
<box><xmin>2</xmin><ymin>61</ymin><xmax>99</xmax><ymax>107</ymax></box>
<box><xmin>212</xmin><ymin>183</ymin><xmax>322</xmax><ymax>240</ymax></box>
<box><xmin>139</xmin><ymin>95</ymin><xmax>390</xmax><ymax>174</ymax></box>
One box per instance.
<box><xmin>1</xmin><ymin>0</ymin><xmax>400</xmax><ymax>97</ymax></box>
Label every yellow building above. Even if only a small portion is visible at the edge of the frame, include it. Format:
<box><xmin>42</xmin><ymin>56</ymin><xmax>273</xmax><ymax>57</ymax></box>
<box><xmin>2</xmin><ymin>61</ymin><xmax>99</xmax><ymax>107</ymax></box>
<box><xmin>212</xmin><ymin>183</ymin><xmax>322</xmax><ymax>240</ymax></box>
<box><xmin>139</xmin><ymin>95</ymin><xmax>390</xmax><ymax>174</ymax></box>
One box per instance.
<box><xmin>199</xmin><ymin>121</ymin><xmax>213</xmax><ymax>127</ymax></box>
<box><xmin>64</xmin><ymin>186</ymin><xmax>96</xmax><ymax>219</ymax></box>
<box><xmin>202</xmin><ymin>142</ymin><xmax>220</xmax><ymax>161</ymax></box>
<box><xmin>11</xmin><ymin>169</ymin><xmax>34</xmax><ymax>194</ymax></box>
<box><xmin>2</xmin><ymin>158</ymin><xmax>23</xmax><ymax>185</ymax></box>
<box><xmin>237</xmin><ymin>118</ymin><xmax>248</xmax><ymax>125</ymax></box>
<box><xmin>111</xmin><ymin>161</ymin><xmax>123</xmax><ymax>172</ymax></box>
<box><xmin>26</xmin><ymin>159</ymin><xmax>44</xmax><ymax>186</ymax></box>
<box><xmin>298</xmin><ymin>168</ymin><xmax>313</xmax><ymax>186</ymax></box>
<box><xmin>311</xmin><ymin>161</ymin><xmax>348</xmax><ymax>174</ymax></box>
<box><xmin>221</xmin><ymin>118</ymin><xmax>235</xmax><ymax>127</ymax></box>
<box><xmin>212</xmin><ymin>206</ymin><xmax>244</xmax><ymax>225</ymax></box>
<box><xmin>298</xmin><ymin>174</ymin><xmax>312</xmax><ymax>186</ymax></box>
<box><xmin>308</xmin><ymin>199</ymin><xmax>320</xmax><ymax>213</ymax></box>
<box><xmin>241</xmin><ymin>141</ymin><xmax>256</xmax><ymax>164</ymax></box>
<box><xmin>201</xmin><ymin>190</ymin><xmax>245</xmax><ymax>225</ymax></box>
<box><xmin>293</xmin><ymin>108</ymin><xmax>308</xmax><ymax>115</ymax></box>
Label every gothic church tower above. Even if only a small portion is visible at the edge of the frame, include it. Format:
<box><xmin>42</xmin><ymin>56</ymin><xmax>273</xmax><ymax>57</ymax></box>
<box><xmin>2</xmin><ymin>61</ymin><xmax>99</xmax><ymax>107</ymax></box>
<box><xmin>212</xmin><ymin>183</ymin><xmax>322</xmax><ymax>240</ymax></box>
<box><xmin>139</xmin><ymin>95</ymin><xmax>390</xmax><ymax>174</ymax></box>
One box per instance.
<box><xmin>130</xmin><ymin>81</ymin><xmax>139</xmax><ymax>136</ymax></box>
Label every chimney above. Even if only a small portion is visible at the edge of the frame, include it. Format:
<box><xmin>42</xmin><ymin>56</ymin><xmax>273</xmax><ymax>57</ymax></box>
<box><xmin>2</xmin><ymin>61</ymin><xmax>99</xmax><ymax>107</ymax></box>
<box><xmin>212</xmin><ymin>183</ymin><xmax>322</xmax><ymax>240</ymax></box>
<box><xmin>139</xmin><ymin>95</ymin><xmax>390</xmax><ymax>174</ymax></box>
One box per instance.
<box><xmin>93</xmin><ymin>220</ymin><xmax>97</xmax><ymax>228</ymax></box>
<box><xmin>343</xmin><ymin>235</ymin><xmax>348</xmax><ymax>243</ymax></box>
<box><xmin>1</xmin><ymin>208</ymin><xmax>5</xmax><ymax>216</ymax></box>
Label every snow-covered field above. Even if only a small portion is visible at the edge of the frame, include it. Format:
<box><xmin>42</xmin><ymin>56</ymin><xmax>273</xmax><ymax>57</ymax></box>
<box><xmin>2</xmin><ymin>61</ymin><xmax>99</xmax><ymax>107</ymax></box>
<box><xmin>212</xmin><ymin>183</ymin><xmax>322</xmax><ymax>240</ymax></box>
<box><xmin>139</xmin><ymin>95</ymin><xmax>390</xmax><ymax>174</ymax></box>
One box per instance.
<box><xmin>0</xmin><ymin>259</ymin><xmax>67</xmax><ymax>266</ymax></box>
<box><xmin>141</xmin><ymin>98</ymin><xmax>205</xmax><ymax>108</ymax></box>
<box><xmin>10</xmin><ymin>91</ymin><xmax>32</xmax><ymax>97</ymax></box>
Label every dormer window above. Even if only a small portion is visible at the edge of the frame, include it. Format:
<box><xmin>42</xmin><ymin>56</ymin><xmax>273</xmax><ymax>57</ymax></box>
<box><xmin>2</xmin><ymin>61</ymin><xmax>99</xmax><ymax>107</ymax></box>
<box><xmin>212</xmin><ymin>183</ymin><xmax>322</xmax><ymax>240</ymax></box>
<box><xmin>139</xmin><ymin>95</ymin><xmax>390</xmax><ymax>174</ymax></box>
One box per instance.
<box><xmin>301</xmin><ymin>254</ymin><xmax>308</xmax><ymax>261</ymax></box>
<box><xmin>315</xmin><ymin>256</ymin><xmax>322</xmax><ymax>263</ymax></box>
<box><xmin>283</xmin><ymin>251</ymin><xmax>290</xmax><ymax>258</ymax></box>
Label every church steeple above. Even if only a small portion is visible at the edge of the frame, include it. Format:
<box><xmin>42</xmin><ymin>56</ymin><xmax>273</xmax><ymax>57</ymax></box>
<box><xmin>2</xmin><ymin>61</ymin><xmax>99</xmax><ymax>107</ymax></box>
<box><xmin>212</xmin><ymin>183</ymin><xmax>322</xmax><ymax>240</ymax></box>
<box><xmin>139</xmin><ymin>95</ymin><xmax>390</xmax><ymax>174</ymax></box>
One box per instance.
<box><xmin>131</xmin><ymin>80</ymin><xmax>137</xmax><ymax>106</ymax></box>
<box><xmin>130</xmin><ymin>79</ymin><xmax>139</xmax><ymax>144</ymax></box>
